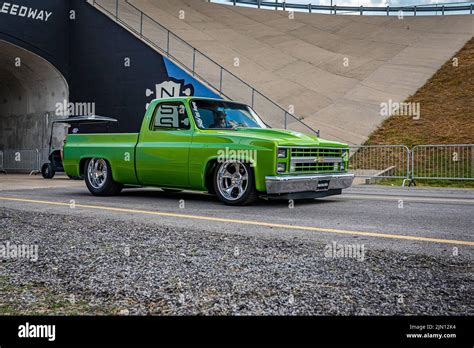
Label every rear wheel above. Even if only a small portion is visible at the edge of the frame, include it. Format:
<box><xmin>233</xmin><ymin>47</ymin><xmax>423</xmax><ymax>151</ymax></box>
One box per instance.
<box><xmin>85</xmin><ymin>158</ymin><xmax>122</xmax><ymax>196</ymax></box>
<box><xmin>41</xmin><ymin>163</ymin><xmax>55</xmax><ymax>179</ymax></box>
<box><xmin>214</xmin><ymin>160</ymin><xmax>257</xmax><ymax>206</ymax></box>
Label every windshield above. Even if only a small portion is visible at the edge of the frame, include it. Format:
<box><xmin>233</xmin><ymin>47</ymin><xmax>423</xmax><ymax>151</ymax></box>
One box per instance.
<box><xmin>190</xmin><ymin>99</ymin><xmax>267</xmax><ymax>130</ymax></box>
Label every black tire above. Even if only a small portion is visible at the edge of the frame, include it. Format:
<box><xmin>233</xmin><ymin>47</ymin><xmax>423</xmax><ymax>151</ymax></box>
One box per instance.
<box><xmin>41</xmin><ymin>163</ymin><xmax>55</xmax><ymax>179</ymax></box>
<box><xmin>213</xmin><ymin>160</ymin><xmax>258</xmax><ymax>206</ymax></box>
<box><xmin>84</xmin><ymin>158</ymin><xmax>123</xmax><ymax>196</ymax></box>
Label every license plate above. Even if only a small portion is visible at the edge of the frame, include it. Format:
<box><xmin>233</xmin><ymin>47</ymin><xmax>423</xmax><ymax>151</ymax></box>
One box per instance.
<box><xmin>316</xmin><ymin>180</ymin><xmax>330</xmax><ymax>191</ymax></box>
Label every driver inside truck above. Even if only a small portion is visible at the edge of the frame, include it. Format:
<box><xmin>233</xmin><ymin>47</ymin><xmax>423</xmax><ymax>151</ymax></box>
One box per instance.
<box><xmin>209</xmin><ymin>110</ymin><xmax>229</xmax><ymax>129</ymax></box>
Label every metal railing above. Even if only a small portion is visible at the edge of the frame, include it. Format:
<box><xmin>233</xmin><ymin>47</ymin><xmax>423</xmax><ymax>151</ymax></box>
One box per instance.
<box><xmin>215</xmin><ymin>0</ymin><xmax>474</xmax><ymax>16</ymax></box>
<box><xmin>348</xmin><ymin>144</ymin><xmax>474</xmax><ymax>184</ymax></box>
<box><xmin>348</xmin><ymin>145</ymin><xmax>410</xmax><ymax>179</ymax></box>
<box><xmin>89</xmin><ymin>0</ymin><xmax>319</xmax><ymax>135</ymax></box>
<box><xmin>1</xmin><ymin>149</ymin><xmax>40</xmax><ymax>175</ymax></box>
<box><xmin>414</xmin><ymin>1</ymin><xmax>474</xmax><ymax>15</ymax></box>
<box><xmin>411</xmin><ymin>144</ymin><xmax>473</xmax><ymax>181</ymax></box>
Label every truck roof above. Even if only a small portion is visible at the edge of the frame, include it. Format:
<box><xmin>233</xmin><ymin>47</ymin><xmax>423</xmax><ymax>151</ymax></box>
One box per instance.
<box><xmin>150</xmin><ymin>96</ymin><xmax>242</xmax><ymax>104</ymax></box>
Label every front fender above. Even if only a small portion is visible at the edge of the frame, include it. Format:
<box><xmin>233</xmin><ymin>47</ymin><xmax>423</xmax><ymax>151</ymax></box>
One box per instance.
<box><xmin>189</xmin><ymin>139</ymin><xmax>276</xmax><ymax>192</ymax></box>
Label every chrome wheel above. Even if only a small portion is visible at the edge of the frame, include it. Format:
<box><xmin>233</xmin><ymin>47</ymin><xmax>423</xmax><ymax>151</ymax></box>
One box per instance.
<box><xmin>87</xmin><ymin>158</ymin><xmax>108</xmax><ymax>190</ymax></box>
<box><xmin>216</xmin><ymin>160</ymin><xmax>249</xmax><ymax>201</ymax></box>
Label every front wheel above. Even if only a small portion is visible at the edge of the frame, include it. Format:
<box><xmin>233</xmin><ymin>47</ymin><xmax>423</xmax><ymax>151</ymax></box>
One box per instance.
<box><xmin>85</xmin><ymin>158</ymin><xmax>122</xmax><ymax>196</ymax></box>
<box><xmin>213</xmin><ymin>160</ymin><xmax>257</xmax><ymax>206</ymax></box>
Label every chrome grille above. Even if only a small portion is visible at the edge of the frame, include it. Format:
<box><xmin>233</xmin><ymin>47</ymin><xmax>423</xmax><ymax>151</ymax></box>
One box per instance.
<box><xmin>287</xmin><ymin>147</ymin><xmax>345</xmax><ymax>173</ymax></box>
<box><xmin>290</xmin><ymin>147</ymin><xmax>343</xmax><ymax>158</ymax></box>
<box><xmin>293</xmin><ymin>162</ymin><xmax>341</xmax><ymax>173</ymax></box>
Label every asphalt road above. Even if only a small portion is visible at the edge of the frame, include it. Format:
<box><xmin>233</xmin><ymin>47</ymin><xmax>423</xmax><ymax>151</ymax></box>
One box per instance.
<box><xmin>0</xmin><ymin>177</ymin><xmax>472</xmax><ymax>258</ymax></box>
<box><xmin>1</xmin><ymin>176</ymin><xmax>473</xmax><ymax>315</ymax></box>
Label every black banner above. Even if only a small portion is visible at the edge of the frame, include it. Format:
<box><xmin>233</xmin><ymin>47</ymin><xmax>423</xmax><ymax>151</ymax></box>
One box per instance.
<box><xmin>0</xmin><ymin>316</ymin><xmax>472</xmax><ymax>346</ymax></box>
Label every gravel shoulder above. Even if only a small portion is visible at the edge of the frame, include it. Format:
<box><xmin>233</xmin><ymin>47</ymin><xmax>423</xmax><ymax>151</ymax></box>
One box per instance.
<box><xmin>0</xmin><ymin>207</ymin><xmax>472</xmax><ymax>315</ymax></box>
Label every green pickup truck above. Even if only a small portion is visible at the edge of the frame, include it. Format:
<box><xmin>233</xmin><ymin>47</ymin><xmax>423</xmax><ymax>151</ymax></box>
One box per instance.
<box><xmin>64</xmin><ymin>97</ymin><xmax>354</xmax><ymax>205</ymax></box>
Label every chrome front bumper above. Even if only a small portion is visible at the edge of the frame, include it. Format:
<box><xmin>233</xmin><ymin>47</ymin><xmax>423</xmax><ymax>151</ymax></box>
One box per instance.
<box><xmin>265</xmin><ymin>173</ymin><xmax>355</xmax><ymax>194</ymax></box>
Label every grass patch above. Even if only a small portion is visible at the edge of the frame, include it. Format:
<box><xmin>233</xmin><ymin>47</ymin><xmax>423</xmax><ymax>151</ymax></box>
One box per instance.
<box><xmin>366</xmin><ymin>38</ymin><xmax>474</xmax><ymax>147</ymax></box>
<box><xmin>0</xmin><ymin>275</ymin><xmax>116</xmax><ymax>315</ymax></box>
<box><xmin>361</xmin><ymin>38</ymin><xmax>474</xmax><ymax>188</ymax></box>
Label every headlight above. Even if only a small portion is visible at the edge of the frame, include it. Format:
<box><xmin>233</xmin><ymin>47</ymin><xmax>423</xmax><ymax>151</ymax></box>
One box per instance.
<box><xmin>277</xmin><ymin>163</ymin><xmax>286</xmax><ymax>173</ymax></box>
<box><xmin>277</xmin><ymin>148</ymin><xmax>287</xmax><ymax>158</ymax></box>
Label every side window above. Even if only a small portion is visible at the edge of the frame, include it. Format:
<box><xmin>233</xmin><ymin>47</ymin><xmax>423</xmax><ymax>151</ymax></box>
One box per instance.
<box><xmin>196</xmin><ymin>108</ymin><xmax>214</xmax><ymax>128</ymax></box>
<box><xmin>152</xmin><ymin>102</ymin><xmax>190</xmax><ymax>130</ymax></box>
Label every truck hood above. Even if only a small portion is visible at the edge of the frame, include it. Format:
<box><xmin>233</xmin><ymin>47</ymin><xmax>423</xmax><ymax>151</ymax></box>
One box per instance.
<box><xmin>233</xmin><ymin>128</ymin><xmax>347</xmax><ymax>147</ymax></box>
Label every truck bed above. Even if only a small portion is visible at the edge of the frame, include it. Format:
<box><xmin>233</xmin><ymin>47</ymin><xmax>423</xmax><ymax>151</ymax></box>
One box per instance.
<box><xmin>63</xmin><ymin>133</ymin><xmax>140</xmax><ymax>184</ymax></box>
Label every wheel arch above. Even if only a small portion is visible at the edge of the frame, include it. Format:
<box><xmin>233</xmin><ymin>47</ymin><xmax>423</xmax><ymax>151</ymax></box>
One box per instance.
<box><xmin>79</xmin><ymin>156</ymin><xmax>113</xmax><ymax>176</ymax></box>
<box><xmin>204</xmin><ymin>158</ymin><xmax>218</xmax><ymax>194</ymax></box>
<box><xmin>79</xmin><ymin>157</ymin><xmax>89</xmax><ymax>176</ymax></box>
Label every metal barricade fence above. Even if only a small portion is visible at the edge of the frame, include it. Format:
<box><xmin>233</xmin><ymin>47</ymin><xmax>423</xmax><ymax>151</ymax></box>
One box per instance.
<box><xmin>411</xmin><ymin>144</ymin><xmax>473</xmax><ymax>180</ymax></box>
<box><xmin>2</xmin><ymin>149</ymin><xmax>40</xmax><ymax>175</ymax></box>
<box><xmin>348</xmin><ymin>145</ymin><xmax>411</xmax><ymax>179</ymax></box>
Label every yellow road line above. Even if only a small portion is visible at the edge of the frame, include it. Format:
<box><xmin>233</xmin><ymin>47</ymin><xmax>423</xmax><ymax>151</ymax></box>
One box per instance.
<box><xmin>0</xmin><ymin>196</ymin><xmax>473</xmax><ymax>247</ymax></box>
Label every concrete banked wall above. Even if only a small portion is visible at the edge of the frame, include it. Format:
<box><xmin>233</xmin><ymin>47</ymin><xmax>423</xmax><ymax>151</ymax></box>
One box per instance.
<box><xmin>127</xmin><ymin>0</ymin><xmax>472</xmax><ymax>144</ymax></box>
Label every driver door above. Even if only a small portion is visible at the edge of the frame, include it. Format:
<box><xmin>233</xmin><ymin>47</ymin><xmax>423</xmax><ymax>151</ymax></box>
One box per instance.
<box><xmin>135</xmin><ymin>101</ymin><xmax>193</xmax><ymax>188</ymax></box>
